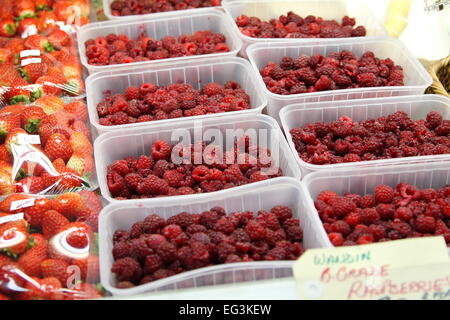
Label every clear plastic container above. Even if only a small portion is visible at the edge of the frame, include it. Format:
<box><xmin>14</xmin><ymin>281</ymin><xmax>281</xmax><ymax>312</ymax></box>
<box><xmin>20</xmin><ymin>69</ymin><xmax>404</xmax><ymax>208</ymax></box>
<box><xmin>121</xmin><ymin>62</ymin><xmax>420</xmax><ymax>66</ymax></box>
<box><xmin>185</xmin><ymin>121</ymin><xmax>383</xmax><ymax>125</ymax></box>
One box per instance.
<box><xmin>94</xmin><ymin>113</ymin><xmax>301</xmax><ymax>202</ymax></box>
<box><xmin>246</xmin><ymin>38</ymin><xmax>433</xmax><ymax>123</ymax></box>
<box><xmin>222</xmin><ymin>0</ymin><xmax>387</xmax><ymax>58</ymax></box>
<box><xmin>99</xmin><ymin>177</ymin><xmax>325</xmax><ymax>296</ymax></box>
<box><xmin>85</xmin><ymin>57</ymin><xmax>267</xmax><ymax>134</ymax></box>
<box><xmin>301</xmin><ymin>161</ymin><xmax>450</xmax><ymax>248</ymax></box>
<box><xmin>77</xmin><ymin>9</ymin><xmax>242</xmax><ymax>74</ymax></box>
<box><xmin>103</xmin><ymin>0</ymin><xmax>223</xmax><ymax>21</ymax></box>
<box><xmin>280</xmin><ymin>94</ymin><xmax>450</xmax><ymax>176</ymax></box>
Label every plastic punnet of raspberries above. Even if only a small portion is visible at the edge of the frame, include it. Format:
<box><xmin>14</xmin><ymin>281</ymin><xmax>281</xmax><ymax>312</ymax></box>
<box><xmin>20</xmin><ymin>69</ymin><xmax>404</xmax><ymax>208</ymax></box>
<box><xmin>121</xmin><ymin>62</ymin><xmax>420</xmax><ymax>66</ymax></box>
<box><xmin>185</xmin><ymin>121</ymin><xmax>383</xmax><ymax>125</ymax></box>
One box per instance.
<box><xmin>110</xmin><ymin>0</ymin><xmax>221</xmax><ymax>16</ymax></box>
<box><xmin>315</xmin><ymin>183</ymin><xmax>450</xmax><ymax>247</ymax></box>
<box><xmin>260</xmin><ymin>50</ymin><xmax>404</xmax><ymax>95</ymax></box>
<box><xmin>85</xmin><ymin>31</ymin><xmax>229</xmax><ymax>66</ymax></box>
<box><xmin>110</xmin><ymin>205</ymin><xmax>304</xmax><ymax>287</ymax></box>
<box><xmin>236</xmin><ymin>11</ymin><xmax>366</xmax><ymax>39</ymax></box>
<box><xmin>106</xmin><ymin>138</ymin><xmax>283</xmax><ymax>200</ymax></box>
<box><xmin>289</xmin><ymin>111</ymin><xmax>449</xmax><ymax>165</ymax></box>
<box><xmin>96</xmin><ymin>81</ymin><xmax>251</xmax><ymax>126</ymax></box>
<box><xmin>0</xmin><ymin>192</ymin><xmax>104</xmax><ymax>300</ymax></box>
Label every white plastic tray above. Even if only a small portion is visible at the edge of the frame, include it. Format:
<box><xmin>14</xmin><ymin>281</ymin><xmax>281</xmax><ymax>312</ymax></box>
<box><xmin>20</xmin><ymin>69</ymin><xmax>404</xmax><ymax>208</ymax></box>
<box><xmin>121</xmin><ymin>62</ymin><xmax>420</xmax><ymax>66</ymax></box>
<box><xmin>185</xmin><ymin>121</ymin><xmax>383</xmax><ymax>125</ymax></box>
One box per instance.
<box><xmin>301</xmin><ymin>161</ymin><xmax>450</xmax><ymax>248</ymax></box>
<box><xmin>280</xmin><ymin>94</ymin><xmax>450</xmax><ymax>176</ymax></box>
<box><xmin>99</xmin><ymin>177</ymin><xmax>324</xmax><ymax>296</ymax></box>
<box><xmin>77</xmin><ymin>9</ymin><xmax>242</xmax><ymax>74</ymax></box>
<box><xmin>85</xmin><ymin>57</ymin><xmax>267</xmax><ymax>134</ymax></box>
<box><xmin>103</xmin><ymin>0</ymin><xmax>223</xmax><ymax>21</ymax></box>
<box><xmin>246</xmin><ymin>37</ymin><xmax>433</xmax><ymax>123</ymax></box>
<box><xmin>94</xmin><ymin>113</ymin><xmax>302</xmax><ymax>202</ymax></box>
<box><xmin>222</xmin><ymin>0</ymin><xmax>387</xmax><ymax>58</ymax></box>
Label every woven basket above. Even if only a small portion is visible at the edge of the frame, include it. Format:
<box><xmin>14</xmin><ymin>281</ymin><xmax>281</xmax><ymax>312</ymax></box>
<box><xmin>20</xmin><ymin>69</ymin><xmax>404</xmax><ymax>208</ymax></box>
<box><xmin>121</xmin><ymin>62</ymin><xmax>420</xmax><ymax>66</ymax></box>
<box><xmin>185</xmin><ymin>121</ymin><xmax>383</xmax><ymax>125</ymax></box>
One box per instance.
<box><xmin>425</xmin><ymin>55</ymin><xmax>450</xmax><ymax>97</ymax></box>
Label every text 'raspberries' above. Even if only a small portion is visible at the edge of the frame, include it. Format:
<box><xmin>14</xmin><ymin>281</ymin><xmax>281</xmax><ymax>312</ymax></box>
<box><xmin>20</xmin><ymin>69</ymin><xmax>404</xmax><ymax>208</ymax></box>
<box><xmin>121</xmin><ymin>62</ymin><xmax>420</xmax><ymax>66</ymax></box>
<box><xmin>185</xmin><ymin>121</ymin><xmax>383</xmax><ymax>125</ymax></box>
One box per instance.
<box><xmin>111</xmin><ymin>205</ymin><xmax>304</xmax><ymax>287</ymax></box>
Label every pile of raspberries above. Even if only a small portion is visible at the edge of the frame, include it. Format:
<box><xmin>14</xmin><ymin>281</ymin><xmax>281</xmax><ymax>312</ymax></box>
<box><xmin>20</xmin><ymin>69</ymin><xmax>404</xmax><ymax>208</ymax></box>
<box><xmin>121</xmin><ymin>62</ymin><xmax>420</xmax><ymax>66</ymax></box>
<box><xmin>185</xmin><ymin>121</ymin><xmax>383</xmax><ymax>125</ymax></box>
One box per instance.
<box><xmin>315</xmin><ymin>183</ymin><xmax>450</xmax><ymax>247</ymax></box>
<box><xmin>106</xmin><ymin>139</ymin><xmax>283</xmax><ymax>199</ymax></box>
<box><xmin>289</xmin><ymin>111</ymin><xmax>450</xmax><ymax>165</ymax></box>
<box><xmin>111</xmin><ymin>205</ymin><xmax>304</xmax><ymax>287</ymax></box>
<box><xmin>236</xmin><ymin>11</ymin><xmax>366</xmax><ymax>39</ymax></box>
<box><xmin>260</xmin><ymin>50</ymin><xmax>404</xmax><ymax>95</ymax></box>
<box><xmin>84</xmin><ymin>31</ymin><xmax>229</xmax><ymax>66</ymax></box>
<box><xmin>110</xmin><ymin>0</ymin><xmax>221</xmax><ymax>16</ymax></box>
<box><xmin>96</xmin><ymin>81</ymin><xmax>251</xmax><ymax>126</ymax></box>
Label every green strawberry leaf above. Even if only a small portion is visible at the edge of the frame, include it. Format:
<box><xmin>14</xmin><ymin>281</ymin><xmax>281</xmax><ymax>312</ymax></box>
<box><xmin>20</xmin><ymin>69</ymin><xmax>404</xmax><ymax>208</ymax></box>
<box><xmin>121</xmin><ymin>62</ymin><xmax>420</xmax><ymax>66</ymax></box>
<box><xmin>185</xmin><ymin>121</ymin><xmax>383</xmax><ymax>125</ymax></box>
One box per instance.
<box><xmin>31</xmin><ymin>88</ymin><xmax>42</xmax><ymax>101</ymax></box>
<box><xmin>24</xmin><ymin>118</ymin><xmax>42</xmax><ymax>133</ymax></box>
<box><xmin>95</xmin><ymin>283</ymin><xmax>106</xmax><ymax>295</ymax></box>
<box><xmin>92</xmin><ymin>232</ymin><xmax>99</xmax><ymax>256</ymax></box>
<box><xmin>44</xmin><ymin>42</ymin><xmax>55</xmax><ymax>53</ymax></box>
<box><xmin>10</xmin><ymin>95</ymin><xmax>30</xmax><ymax>105</ymax></box>
<box><xmin>27</xmin><ymin>235</ymin><xmax>35</xmax><ymax>249</ymax></box>
<box><xmin>15</xmin><ymin>168</ymin><xmax>28</xmax><ymax>181</ymax></box>
<box><xmin>0</xmin><ymin>248</ymin><xmax>18</xmax><ymax>260</ymax></box>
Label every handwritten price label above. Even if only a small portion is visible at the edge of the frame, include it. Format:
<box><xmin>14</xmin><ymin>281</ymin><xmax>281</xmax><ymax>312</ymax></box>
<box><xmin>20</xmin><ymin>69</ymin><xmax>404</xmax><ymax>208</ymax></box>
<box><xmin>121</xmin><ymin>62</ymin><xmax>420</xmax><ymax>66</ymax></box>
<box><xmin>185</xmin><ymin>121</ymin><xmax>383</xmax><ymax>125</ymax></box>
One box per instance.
<box><xmin>293</xmin><ymin>237</ymin><xmax>450</xmax><ymax>300</ymax></box>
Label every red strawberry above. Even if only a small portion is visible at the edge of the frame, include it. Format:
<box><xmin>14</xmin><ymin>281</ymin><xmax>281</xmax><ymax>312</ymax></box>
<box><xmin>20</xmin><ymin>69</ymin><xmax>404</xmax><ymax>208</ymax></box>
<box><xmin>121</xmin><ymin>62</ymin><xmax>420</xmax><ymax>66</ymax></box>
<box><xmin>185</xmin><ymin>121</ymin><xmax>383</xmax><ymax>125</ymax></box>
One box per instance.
<box><xmin>67</xmin><ymin>152</ymin><xmax>94</xmax><ymax>176</ymax></box>
<box><xmin>44</xmin><ymin>133</ymin><xmax>73</xmax><ymax>162</ymax></box>
<box><xmin>17</xmin><ymin>240</ymin><xmax>48</xmax><ymax>277</ymax></box>
<box><xmin>0</xmin><ymin>63</ymin><xmax>22</xmax><ymax>86</ymax></box>
<box><xmin>0</xmin><ymin>167</ymin><xmax>15</xmax><ymax>196</ymax></box>
<box><xmin>23</xmin><ymin>197</ymin><xmax>53</xmax><ymax>228</ymax></box>
<box><xmin>21</xmin><ymin>61</ymin><xmax>48</xmax><ymax>83</ymax></box>
<box><xmin>65</xmin><ymin>76</ymin><xmax>85</xmax><ymax>95</ymax></box>
<box><xmin>0</xmin><ymin>254</ymin><xmax>13</xmax><ymax>267</ymax></box>
<box><xmin>0</xmin><ymin>194</ymin><xmax>32</xmax><ymax>213</ymax></box>
<box><xmin>71</xmin><ymin>120</ymin><xmax>91</xmax><ymax>140</ymax></box>
<box><xmin>71</xmin><ymin>255</ymin><xmax>100</xmax><ymax>283</ymax></box>
<box><xmin>42</xmin><ymin>210</ymin><xmax>69</xmax><ymax>239</ymax></box>
<box><xmin>38</xmin><ymin>123</ymin><xmax>72</xmax><ymax>147</ymax></box>
<box><xmin>15</xmin><ymin>176</ymin><xmax>45</xmax><ymax>194</ymax></box>
<box><xmin>33</xmin><ymin>95</ymin><xmax>65</xmax><ymax>115</ymax></box>
<box><xmin>69</xmin><ymin>131</ymin><xmax>92</xmax><ymax>156</ymax></box>
<box><xmin>40</xmin><ymin>259</ymin><xmax>71</xmax><ymax>287</ymax></box>
<box><xmin>64</xmin><ymin>101</ymin><xmax>88</xmax><ymax>122</ymax></box>
<box><xmin>20</xmin><ymin>106</ymin><xmax>46</xmax><ymax>133</ymax></box>
<box><xmin>24</xmin><ymin>34</ymin><xmax>54</xmax><ymax>52</ymax></box>
<box><xmin>52</xmin><ymin>193</ymin><xmax>84</xmax><ymax>219</ymax></box>
<box><xmin>0</xmin><ymin>220</ymin><xmax>29</xmax><ymax>256</ymax></box>
<box><xmin>0</xmin><ymin>18</ymin><xmax>17</xmax><ymax>37</ymax></box>
<box><xmin>79</xmin><ymin>190</ymin><xmax>102</xmax><ymax>214</ymax></box>
<box><xmin>13</xmin><ymin>0</ymin><xmax>35</xmax><ymax>19</ymax></box>
<box><xmin>0</xmin><ymin>113</ymin><xmax>20</xmax><ymax>138</ymax></box>
<box><xmin>5</xmin><ymin>79</ymin><xmax>32</xmax><ymax>105</ymax></box>
<box><xmin>4</xmin><ymin>128</ymin><xmax>27</xmax><ymax>153</ymax></box>
<box><xmin>0</xmin><ymin>263</ymin><xmax>26</xmax><ymax>296</ymax></box>
<box><xmin>18</xmin><ymin>17</ymin><xmax>38</xmax><ymax>35</ymax></box>
<box><xmin>36</xmin><ymin>11</ymin><xmax>57</xmax><ymax>33</ymax></box>
<box><xmin>0</xmin><ymin>145</ymin><xmax>12</xmax><ymax>162</ymax></box>
<box><xmin>35</xmin><ymin>75</ymin><xmax>65</xmax><ymax>96</ymax></box>
<box><xmin>18</xmin><ymin>277</ymin><xmax>63</xmax><ymax>300</ymax></box>
<box><xmin>64</xmin><ymin>282</ymin><xmax>103</xmax><ymax>300</ymax></box>
<box><xmin>35</xmin><ymin>0</ymin><xmax>52</xmax><ymax>11</ymax></box>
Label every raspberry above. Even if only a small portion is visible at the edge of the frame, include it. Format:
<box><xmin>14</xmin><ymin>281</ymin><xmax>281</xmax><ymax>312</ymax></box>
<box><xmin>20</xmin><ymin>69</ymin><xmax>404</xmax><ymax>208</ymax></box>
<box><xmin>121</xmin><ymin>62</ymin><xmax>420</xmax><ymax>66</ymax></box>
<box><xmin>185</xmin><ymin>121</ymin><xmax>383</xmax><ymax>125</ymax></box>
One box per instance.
<box><xmin>376</xmin><ymin>203</ymin><xmax>395</xmax><ymax>220</ymax></box>
<box><xmin>285</xmin><ymin>225</ymin><xmax>303</xmax><ymax>241</ymax></box>
<box><xmin>162</xmin><ymin>224</ymin><xmax>183</xmax><ymax>240</ymax></box>
<box><xmin>111</xmin><ymin>257</ymin><xmax>142</xmax><ymax>282</ymax></box>
<box><xmin>113</xmin><ymin>230</ymin><xmax>130</xmax><ymax>244</ymax></box>
<box><xmin>344</xmin><ymin>211</ymin><xmax>361</xmax><ymax>226</ymax></box>
<box><xmin>143</xmin><ymin>214</ymin><xmax>166</xmax><ymax>234</ymax></box>
<box><xmin>359</xmin><ymin>208</ymin><xmax>380</xmax><ymax>225</ymax></box>
<box><xmin>125</xmin><ymin>86</ymin><xmax>140</xmax><ymax>100</ymax></box>
<box><xmin>265</xmin><ymin>247</ymin><xmax>287</xmax><ymax>261</ymax></box>
<box><xmin>163</xmin><ymin>170</ymin><xmax>184</xmax><ymax>188</ymax></box>
<box><xmin>124</xmin><ymin>173</ymin><xmax>142</xmax><ymax>190</ymax></box>
<box><xmin>137</xmin><ymin>175</ymin><xmax>169</xmax><ymax>195</ymax></box>
<box><xmin>131</xmin><ymin>237</ymin><xmax>154</xmax><ymax>262</ymax></box>
<box><xmin>328</xmin><ymin>232</ymin><xmax>344</xmax><ymax>246</ymax></box>
<box><xmin>167</xmin><ymin>212</ymin><xmax>195</xmax><ymax>229</ymax></box>
<box><xmin>415</xmin><ymin>215</ymin><xmax>436</xmax><ymax>233</ymax></box>
<box><xmin>329</xmin><ymin>220</ymin><xmax>351</xmax><ymax>236</ymax></box>
<box><xmin>426</xmin><ymin>111</ymin><xmax>443</xmax><ymax>129</ymax></box>
<box><xmin>244</xmin><ymin>220</ymin><xmax>266</xmax><ymax>241</ymax></box>
<box><xmin>151</xmin><ymin>140</ymin><xmax>171</xmax><ymax>160</ymax></box>
<box><xmin>257</xmin><ymin>212</ymin><xmax>280</xmax><ymax>230</ymax></box>
<box><xmin>359</xmin><ymin>195</ymin><xmax>376</xmax><ymax>208</ymax></box>
<box><xmin>153</xmin><ymin>269</ymin><xmax>175</xmax><ymax>280</ymax></box>
<box><xmin>368</xmin><ymin>224</ymin><xmax>386</xmax><ymax>240</ymax></box>
<box><xmin>395</xmin><ymin>207</ymin><xmax>413</xmax><ymax>222</ymax></box>
<box><xmin>331</xmin><ymin>197</ymin><xmax>356</xmax><ymax>218</ymax></box>
<box><xmin>214</xmin><ymin>217</ymin><xmax>237</xmax><ymax>235</ymax></box>
<box><xmin>270</xmin><ymin>205</ymin><xmax>293</xmax><ymax>222</ymax></box>
<box><xmin>374</xmin><ymin>184</ymin><xmax>394</xmax><ymax>204</ymax></box>
<box><xmin>144</xmin><ymin>254</ymin><xmax>162</xmax><ymax>275</ymax></box>
<box><xmin>112</xmin><ymin>241</ymin><xmax>133</xmax><ymax>260</ymax></box>
<box><xmin>356</xmin><ymin>233</ymin><xmax>374</xmax><ymax>245</ymax></box>
<box><xmin>156</xmin><ymin>242</ymin><xmax>177</xmax><ymax>263</ymax></box>
<box><xmin>186</xmin><ymin>224</ymin><xmax>207</xmax><ymax>236</ymax></box>
<box><xmin>192</xmin><ymin>165</ymin><xmax>210</xmax><ymax>182</ymax></box>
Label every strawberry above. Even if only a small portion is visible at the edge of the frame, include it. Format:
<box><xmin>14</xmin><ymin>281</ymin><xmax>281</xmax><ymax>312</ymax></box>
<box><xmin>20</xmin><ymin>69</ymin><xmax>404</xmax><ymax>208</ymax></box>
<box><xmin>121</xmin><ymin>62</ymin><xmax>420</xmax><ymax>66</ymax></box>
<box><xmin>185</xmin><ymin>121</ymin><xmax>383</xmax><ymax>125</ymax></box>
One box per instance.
<box><xmin>23</xmin><ymin>197</ymin><xmax>53</xmax><ymax>227</ymax></box>
<box><xmin>40</xmin><ymin>259</ymin><xmax>70</xmax><ymax>287</ymax></box>
<box><xmin>66</xmin><ymin>152</ymin><xmax>94</xmax><ymax>176</ymax></box>
<box><xmin>36</xmin><ymin>11</ymin><xmax>57</xmax><ymax>33</ymax></box>
<box><xmin>17</xmin><ymin>240</ymin><xmax>48</xmax><ymax>277</ymax></box>
<box><xmin>0</xmin><ymin>221</ymin><xmax>30</xmax><ymax>257</ymax></box>
<box><xmin>0</xmin><ymin>63</ymin><xmax>22</xmax><ymax>86</ymax></box>
<box><xmin>55</xmin><ymin>169</ymin><xmax>84</xmax><ymax>190</ymax></box>
<box><xmin>18</xmin><ymin>17</ymin><xmax>38</xmax><ymax>35</ymax></box>
<box><xmin>0</xmin><ymin>194</ymin><xmax>31</xmax><ymax>213</ymax></box>
<box><xmin>35</xmin><ymin>75</ymin><xmax>65</xmax><ymax>96</ymax></box>
<box><xmin>35</xmin><ymin>0</ymin><xmax>53</xmax><ymax>11</ymax></box>
<box><xmin>64</xmin><ymin>100</ymin><xmax>87</xmax><ymax>122</ymax></box>
<box><xmin>5</xmin><ymin>79</ymin><xmax>32</xmax><ymax>105</ymax></box>
<box><xmin>15</xmin><ymin>176</ymin><xmax>45</xmax><ymax>194</ymax></box>
<box><xmin>0</xmin><ymin>145</ymin><xmax>12</xmax><ymax>162</ymax></box>
<box><xmin>42</xmin><ymin>209</ymin><xmax>69</xmax><ymax>239</ymax></box>
<box><xmin>44</xmin><ymin>133</ymin><xmax>73</xmax><ymax>161</ymax></box>
<box><xmin>71</xmin><ymin>120</ymin><xmax>91</xmax><ymax>139</ymax></box>
<box><xmin>21</xmin><ymin>61</ymin><xmax>48</xmax><ymax>83</ymax></box>
<box><xmin>71</xmin><ymin>254</ymin><xmax>99</xmax><ymax>283</ymax></box>
<box><xmin>61</xmin><ymin>61</ymin><xmax>82</xmax><ymax>80</ymax></box>
<box><xmin>0</xmin><ymin>18</ymin><xmax>16</xmax><ymax>37</ymax></box>
<box><xmin>34</xmin><ymin>95</ymin><xmax>65</xmax><ymax>115</ymax></box>
<box><xmin>0</xmin><ymin>167</ymin><xmax>15</xmax><ymax>196</ymax></box>
<box><xmin>0</xmin><ymin>48</ymin><xmax>13</xmax><ymax>63</ymax></box>
<box><xmin>79</xmin><ymin>190</ymin><xmax>102</xmax><ymax>214</ymax></box>
<box><xmin>4</xmin><ymin>128</ymin><xmax>27</xmax><ymax>152</ymax></box>
<box><xmin>18</xmin><ymin>276</ymin><xmax>63</xmax><ymax>300</ymax></box>
<box><xmin>0</xmin><ymin>254</ymin><xmax>13</xmax><ymax>267</ymax></box>
<box><xmin>47</xmin><ymin>29</ymin><xmax>70</xmax><ymax>49</ymax></box>
<box><xmin>0</xmin><ymin>263</ymin><xmax>26</xmax><ymax>296</ymax></box>
<box><xmin>24</xmin><ymin>34</ymin><xmax>54</xmax><ymax>52</ymax></box>
<box><xmin>64</xmin><ymin>282</ymin><xmax>103</xmax><ymax>300</ymax></box>
<box><xmin>0</xmin><ymin>104</ymin><xmax>27</xmax><ymax>116</ymax></box>
<box><xmin>13</xmin><ymin>0</ymin><xmax>35</xmax><ymax>19</ymax></box>
<box><xmin>38</xmin><ymin>123</ymin><xmax>71</xmax><ymax>147</ymax></box>
<box><xmin>57</xmin><ymin>222</ymin><xmax>93</xmax><ymax>245</ymax></box>
<box><xmin>20</xmin><ymin>106</ymin><xmax>46</xmax><ymax>133</ymax></box>
<box><xmin>64</xmin><ymin>76</ymin><xmax>84</xmax><ymax>95</ymax></box>
<box><xmin>81</xmin><ymin>211</ymin><xmax>98</xmax><ymax>232</ymax></box>
<box><xmin>52</xmin><ymin>193</ymin><xmax>84</xmax><ymax>219</ymax></box>
<box><xmin>0</xmin><ymin>113</ymin><xmax>20</xmax><ymax>138</ymax></box>
<box><xmin>69</xmin><ymin>131</ymin><xmax>92</xmax><ymax>156</ymax></box>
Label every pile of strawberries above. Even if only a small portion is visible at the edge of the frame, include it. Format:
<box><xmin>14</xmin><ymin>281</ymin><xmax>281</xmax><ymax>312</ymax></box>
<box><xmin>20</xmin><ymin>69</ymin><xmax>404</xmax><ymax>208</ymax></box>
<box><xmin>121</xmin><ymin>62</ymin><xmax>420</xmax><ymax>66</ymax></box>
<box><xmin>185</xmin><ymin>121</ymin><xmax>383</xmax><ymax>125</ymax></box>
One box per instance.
<box><xmin>289</xmin><ymin>111</ymin><xmax>450</xmax><ymax>165</ymax></box>
<box><xmin>111</xmin><ymin>205</ymin><xmax>304</xmax><ymax>287</ymax></box>
<box><xmin>0</xmin><ymin>0</ymin><xmax>90</xmax><ymax>38</ymax></box>
<box><xmin>261</xmin><ymin>50</ymin><xmax>404</xmax><ymax>95</ymax></box>
<box><xmin>0</xmin><ymin>34</ymin><xmax>84</xmax><ymax>105</ymax></box>
<box><xmin>315</xmin><ymin>183</ymin><xmax>450</xmax><ymax>247</ymax></box>
<box><xmin>0</xmin><ymin>97</ymin><xmax>94</xmax><ymax>195</ymax></box>
<box><xmin>110</xmin><ymin>0</ymin><xmax>221</xmax><ymax>16</ymax></box>
<box><xmin>236</xmin><ymin>11</ymin><xmax>366</xmax><ymax>39</ymax></box>
<box><xmin>107</xmin><ymin>139</ymin><xmax>283</xmax><ymax>199</ymax></box>
<box><xmin>84</xmin><ymin>31</ymin><xmax>230</xmax><ymax>66</ymax></box>
<box><xmin>0</xmin><ymin>191</ymin><xmax>103</xmax><ymax>300</ymax></box>
<box><xmin>97</xmin><ymin>81</ymin><xmax>251</xmax><ymax>126</ymax></box>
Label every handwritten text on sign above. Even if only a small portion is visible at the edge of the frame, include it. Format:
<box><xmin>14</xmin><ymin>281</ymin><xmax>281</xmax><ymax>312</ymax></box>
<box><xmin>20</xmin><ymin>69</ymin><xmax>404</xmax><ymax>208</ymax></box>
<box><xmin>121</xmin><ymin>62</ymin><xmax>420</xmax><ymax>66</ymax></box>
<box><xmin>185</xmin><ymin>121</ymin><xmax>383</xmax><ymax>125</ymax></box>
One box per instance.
<box><xmin>293</xmin><ymin>237</ymin><xmax>450</xmax><ymax>300</ymax></box>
